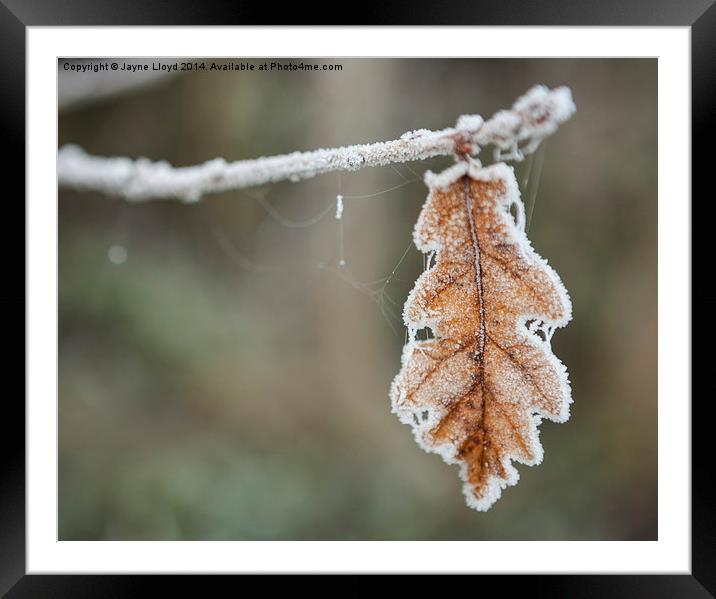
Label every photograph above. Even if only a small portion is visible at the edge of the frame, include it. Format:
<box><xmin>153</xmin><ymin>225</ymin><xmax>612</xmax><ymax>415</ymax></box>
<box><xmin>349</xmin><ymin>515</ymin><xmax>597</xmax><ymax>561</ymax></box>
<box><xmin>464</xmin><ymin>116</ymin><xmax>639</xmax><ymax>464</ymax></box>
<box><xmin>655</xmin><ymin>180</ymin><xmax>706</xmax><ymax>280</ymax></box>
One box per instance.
<box><xmin>1</xmin><ymin>0</ymin><xmax>706</xmax><ymax>590</ymax></box>
<box><xmin>56</xmin><ymin>57</ymin><xmax>658</xmax><ymax>542</ymax></box>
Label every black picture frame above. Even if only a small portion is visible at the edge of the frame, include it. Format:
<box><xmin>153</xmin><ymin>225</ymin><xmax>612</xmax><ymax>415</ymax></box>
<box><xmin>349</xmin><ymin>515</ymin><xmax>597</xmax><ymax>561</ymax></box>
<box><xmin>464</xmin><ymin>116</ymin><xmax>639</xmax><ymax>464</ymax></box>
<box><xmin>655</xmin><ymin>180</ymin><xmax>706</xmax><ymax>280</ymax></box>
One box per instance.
<box><xmin>4</xmin><ymin>0</ymin><xmax>710</xmax><ymax>594</ymax></box>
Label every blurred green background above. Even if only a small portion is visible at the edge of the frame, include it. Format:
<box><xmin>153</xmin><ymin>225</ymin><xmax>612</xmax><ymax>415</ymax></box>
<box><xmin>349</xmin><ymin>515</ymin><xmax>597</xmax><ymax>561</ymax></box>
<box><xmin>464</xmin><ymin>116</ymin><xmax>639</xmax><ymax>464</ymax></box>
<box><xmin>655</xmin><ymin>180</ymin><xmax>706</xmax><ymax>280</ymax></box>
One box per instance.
<box><xmin>58</xmin><ymin>58</ymin><xmax>657</xmax><ymax>540</ymax></box>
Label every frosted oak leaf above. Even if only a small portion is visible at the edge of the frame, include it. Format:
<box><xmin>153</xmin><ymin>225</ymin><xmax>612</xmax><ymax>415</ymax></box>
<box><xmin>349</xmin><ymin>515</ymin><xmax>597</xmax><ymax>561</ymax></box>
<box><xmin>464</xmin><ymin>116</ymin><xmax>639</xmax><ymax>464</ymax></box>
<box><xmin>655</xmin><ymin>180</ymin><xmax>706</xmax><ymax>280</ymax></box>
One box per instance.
<box><xmin>390</xmin><ymin>160</ymin><xmax>572</xmax><ymax>511</ymax></box>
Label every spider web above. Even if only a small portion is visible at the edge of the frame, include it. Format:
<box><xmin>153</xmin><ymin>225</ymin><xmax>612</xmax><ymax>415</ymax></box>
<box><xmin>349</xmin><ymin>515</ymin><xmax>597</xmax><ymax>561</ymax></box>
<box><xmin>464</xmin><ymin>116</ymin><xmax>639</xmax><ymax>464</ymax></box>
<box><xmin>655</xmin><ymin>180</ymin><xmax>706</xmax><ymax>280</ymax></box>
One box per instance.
<box><xmin>203</xmin><ymin>154</ymin><xmax>545</xmax><ymax>338</ymax></box>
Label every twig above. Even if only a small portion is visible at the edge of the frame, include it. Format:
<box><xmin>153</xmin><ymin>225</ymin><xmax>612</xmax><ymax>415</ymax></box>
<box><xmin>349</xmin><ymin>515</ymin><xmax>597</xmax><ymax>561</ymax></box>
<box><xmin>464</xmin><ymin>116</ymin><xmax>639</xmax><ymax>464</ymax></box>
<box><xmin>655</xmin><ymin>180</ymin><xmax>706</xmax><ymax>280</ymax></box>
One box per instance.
<box><xmin>57</xmin><ymin>85</ymin><xmax>575</xmax><ymax>203</ymax></box>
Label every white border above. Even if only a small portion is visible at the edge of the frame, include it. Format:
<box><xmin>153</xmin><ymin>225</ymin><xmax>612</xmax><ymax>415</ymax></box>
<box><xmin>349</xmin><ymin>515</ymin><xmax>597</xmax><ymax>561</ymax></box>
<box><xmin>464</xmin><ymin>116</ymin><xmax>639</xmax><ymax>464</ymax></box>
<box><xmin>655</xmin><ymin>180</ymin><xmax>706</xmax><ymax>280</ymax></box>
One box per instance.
<box><xmin>28</xmin><ymin>27</ymin><xmax>690</xmax><ymax>573</ymax></box>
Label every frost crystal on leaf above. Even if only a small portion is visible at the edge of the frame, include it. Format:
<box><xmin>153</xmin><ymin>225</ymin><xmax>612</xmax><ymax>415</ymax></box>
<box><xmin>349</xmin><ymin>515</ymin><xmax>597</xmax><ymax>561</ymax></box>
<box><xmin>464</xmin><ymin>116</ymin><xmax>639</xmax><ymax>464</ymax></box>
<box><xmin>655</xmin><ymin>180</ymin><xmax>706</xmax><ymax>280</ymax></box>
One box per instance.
<box><xmin>390</xmin><ymin>160</ymin><xmax>572</xmax><ymax>511</ymax></box>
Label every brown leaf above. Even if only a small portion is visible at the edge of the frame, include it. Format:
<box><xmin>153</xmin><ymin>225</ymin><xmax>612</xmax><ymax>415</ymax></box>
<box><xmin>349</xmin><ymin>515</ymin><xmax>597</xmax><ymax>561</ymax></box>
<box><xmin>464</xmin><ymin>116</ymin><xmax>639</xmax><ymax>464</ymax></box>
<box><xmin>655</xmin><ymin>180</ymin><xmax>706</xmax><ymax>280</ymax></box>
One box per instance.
<box><xmin>390</xmin><ymin>161</ymin><xmax>572</xmax><ymax>511</ymax></box>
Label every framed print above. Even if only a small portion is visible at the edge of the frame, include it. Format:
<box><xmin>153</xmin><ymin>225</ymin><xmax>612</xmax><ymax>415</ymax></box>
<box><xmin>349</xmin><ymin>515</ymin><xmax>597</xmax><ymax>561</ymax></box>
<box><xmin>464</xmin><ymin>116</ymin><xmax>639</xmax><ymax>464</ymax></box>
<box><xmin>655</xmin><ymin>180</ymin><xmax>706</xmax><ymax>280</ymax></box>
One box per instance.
<box><xmin>3</xmin><ymin>0</ymin><xmax>711</xmax><ymax>594</ymax></box>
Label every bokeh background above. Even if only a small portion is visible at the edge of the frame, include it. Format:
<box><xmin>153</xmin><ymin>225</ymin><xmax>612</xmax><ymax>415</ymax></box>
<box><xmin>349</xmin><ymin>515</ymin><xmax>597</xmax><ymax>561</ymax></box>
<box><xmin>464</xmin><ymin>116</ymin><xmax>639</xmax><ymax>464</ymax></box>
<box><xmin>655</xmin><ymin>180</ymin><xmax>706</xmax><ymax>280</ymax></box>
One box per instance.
<box><xmin>58</xmin><ymin>58</ymin><xmax>657</xmax><ymax>540</ymax></box>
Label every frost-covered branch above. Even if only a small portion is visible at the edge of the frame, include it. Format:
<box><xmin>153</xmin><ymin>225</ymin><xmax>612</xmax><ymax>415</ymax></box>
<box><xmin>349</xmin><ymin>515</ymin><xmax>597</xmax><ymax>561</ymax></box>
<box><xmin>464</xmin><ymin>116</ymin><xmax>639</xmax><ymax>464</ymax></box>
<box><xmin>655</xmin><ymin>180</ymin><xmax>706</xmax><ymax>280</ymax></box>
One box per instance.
<box><xmin>58</xmin><ymin>85</ymin><xmax>575</xmax><ymax>203</ymax></box>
